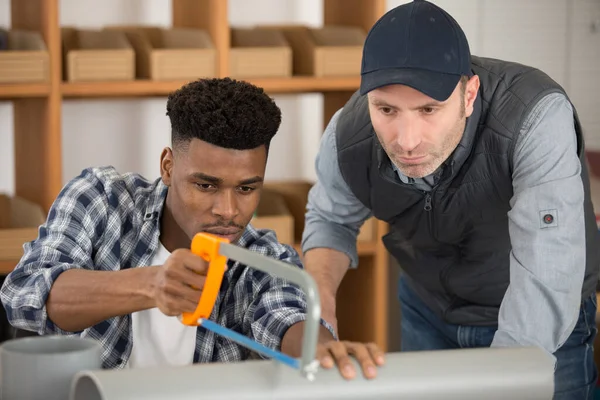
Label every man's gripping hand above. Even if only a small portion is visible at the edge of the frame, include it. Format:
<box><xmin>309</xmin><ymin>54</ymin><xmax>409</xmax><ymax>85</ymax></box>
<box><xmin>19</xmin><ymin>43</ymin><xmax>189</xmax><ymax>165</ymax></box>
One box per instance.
<box><xmin>151</xmin><ymin>249</ymin><xmax>210</xmax><ymax>316</ymax></box>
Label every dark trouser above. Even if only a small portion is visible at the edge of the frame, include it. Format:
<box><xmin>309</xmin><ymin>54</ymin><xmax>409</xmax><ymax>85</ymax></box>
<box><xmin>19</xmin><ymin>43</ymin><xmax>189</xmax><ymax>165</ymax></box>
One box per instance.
<box><xmin>399</xmin><ymin>275</ymin><xmax>598</xmax><ymax>399</ymax></box>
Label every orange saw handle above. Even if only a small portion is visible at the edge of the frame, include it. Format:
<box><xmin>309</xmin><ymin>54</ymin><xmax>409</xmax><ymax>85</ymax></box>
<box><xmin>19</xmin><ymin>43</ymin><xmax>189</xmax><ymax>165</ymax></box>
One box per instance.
<box><xmin>180</xmin><ymin>232</ymin><xmax>229</xmax><ymax>326</ymax></box>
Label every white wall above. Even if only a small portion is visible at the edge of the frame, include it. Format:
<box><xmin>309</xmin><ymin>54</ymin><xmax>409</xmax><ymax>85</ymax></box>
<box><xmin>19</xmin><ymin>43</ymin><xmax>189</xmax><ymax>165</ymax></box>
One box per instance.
<box><xmin>1</xmin><ymin>0</ymin><xmax>599</xmax><ymax>196</ymax></box>
<box><xmin>389</xmin><ymin>0</ymin><xmax>600</xmax><ymax>147</ymax></box>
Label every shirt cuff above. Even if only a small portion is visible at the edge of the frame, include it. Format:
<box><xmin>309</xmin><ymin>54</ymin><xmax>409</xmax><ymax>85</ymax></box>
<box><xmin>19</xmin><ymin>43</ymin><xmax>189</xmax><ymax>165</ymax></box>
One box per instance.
<box><xmin>301</xmin><ymin>220</ymin><xmax>360</xmax><ymax>268</ymax></box>
<box><xmin>491</xmin><ymin>329</ymin><xmax>558</xmax><ymax>371</ymax></box>
<box><xmin>251</xmin><ymin>309</ymin><xmax>338</xmax><ymax>360</ymax></box>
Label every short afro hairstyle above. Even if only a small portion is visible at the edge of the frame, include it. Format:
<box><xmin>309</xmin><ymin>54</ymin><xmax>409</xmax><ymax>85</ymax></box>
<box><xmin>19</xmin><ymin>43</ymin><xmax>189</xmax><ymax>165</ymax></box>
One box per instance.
<box><xmin>166</xmin><ymin>77</ymin><xmax>282</xmax><ymax>151</ymax></box>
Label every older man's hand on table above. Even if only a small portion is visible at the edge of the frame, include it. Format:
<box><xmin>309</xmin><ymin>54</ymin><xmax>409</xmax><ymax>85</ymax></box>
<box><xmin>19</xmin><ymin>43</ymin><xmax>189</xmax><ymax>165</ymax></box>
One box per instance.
<box><xmin>317</xmin><ymin>339</ymin><xmax>385</xmax><ymax>380</ymax></box>
<box><xmin>282</xmin><ymin>322</ymin><xmax>385</xmax><ymax>380</ymax></box>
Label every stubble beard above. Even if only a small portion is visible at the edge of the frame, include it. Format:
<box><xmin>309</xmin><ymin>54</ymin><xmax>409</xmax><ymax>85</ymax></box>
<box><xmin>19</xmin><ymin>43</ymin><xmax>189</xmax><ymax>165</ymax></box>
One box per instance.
<box><xmin>383</xmin><ymin>93</ymin><xmax>467</xmax><ymax>179</ymax></box>
<box><xmin>386</xmin><ymin>116</ymin><xmax>466</xmax><ymax>178</ymax></box>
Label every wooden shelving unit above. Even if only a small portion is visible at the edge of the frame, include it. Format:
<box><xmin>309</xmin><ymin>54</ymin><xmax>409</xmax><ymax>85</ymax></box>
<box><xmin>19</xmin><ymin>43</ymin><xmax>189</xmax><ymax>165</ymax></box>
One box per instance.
<box><xmin>60</xmin><ymin>76</ymin><xmax>362</xmax><ymax>98</ymax></box>
<box><xmin>1</xmin><ymin>0</ymin><xmax>390</xmax><ymax>350</ymax></box>
<box><xmin>0</xmin><ymin>83</ymin><xmax>50</xmax><ymax>98</ymax></box>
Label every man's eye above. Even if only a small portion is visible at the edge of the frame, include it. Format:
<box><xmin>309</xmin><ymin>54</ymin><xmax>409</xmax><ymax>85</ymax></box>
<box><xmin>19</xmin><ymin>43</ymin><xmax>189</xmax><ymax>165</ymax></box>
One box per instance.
<box><xmin>380</xmin><ymin>107</ymin><xmax>393</xmax><ymax>115</ymax></box>
<box><xmin>421</xmin><ymin>107</ymin><xmax>436</xmax><ymax>115</ymax></box>
<box><xmin>238</xmin><ymin>186</ymin><xmax>255</xmax><ymax>193</ymax></box>
<box><xmin>196</xmin><ymin>183</ymin><xmax>215</xmax><ymax>190</ymax></box>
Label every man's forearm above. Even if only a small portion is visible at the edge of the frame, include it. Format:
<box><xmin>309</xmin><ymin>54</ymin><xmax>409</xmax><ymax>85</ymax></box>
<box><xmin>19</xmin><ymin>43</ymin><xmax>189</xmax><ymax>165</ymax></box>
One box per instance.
<box><xmin>303</xmin><ymin>248</ymin><xmax>350</xmax><ymax>327</ymax></box>
<box><xmin>46</xmin><ymin>267</ymin><xmax>158</xmax><ymax>332</ymax></box>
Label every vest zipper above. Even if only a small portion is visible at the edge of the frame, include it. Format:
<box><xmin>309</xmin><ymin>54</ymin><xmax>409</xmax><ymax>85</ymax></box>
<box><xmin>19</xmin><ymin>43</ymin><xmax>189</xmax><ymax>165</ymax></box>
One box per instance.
<box><xmin>378</xmin><ymin>159</ymin><xmax>458</xmax><ymax>303</ymax></box>
<box><xmin>424</xmin><ymin>193</ymin><xmax>432</xmax><ymax>211</ymax></box>
<box><xmin>423</xmin><ymin>192</ymin><xmax>435</xmax><ymax>240</ymax></box>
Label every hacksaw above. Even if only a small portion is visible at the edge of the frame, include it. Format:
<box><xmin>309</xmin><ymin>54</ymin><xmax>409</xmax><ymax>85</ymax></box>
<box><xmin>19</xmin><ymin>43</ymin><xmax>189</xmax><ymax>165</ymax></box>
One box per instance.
<box><xmin>178</xmin><ymin>232</ymin><xmax>322</xmax><ymax>380</ymax></box>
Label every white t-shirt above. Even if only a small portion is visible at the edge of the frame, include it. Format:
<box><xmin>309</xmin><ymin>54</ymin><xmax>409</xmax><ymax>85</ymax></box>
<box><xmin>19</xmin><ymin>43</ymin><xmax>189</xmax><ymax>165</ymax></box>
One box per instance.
<box><xmin>126</xmin><ymin>241</ymin><xmax>198</xmax><ymax>368</ymax></box>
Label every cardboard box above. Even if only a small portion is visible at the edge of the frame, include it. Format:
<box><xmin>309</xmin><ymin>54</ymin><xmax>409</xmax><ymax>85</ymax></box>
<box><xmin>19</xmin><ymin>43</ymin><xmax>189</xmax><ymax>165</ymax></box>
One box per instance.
<box><xmin>229</xmin><ymin>27</ymin><xmax>292</xmax><ymax>78</ymax></box>
<box><xmin>251</xmin><ymin>188</ymin><xmax>294</xmax><ymax>245</ymax></box>
<box><xmin>273</xmin><ymin>25</ymin><xmax>365</xmax><ymax>77</ymax></box>
<box><xmin>107</xmin><ymin>26</ymin><xmax>216</xmax><ymax>81</ymax></box>
<box><xmin>261</xmin><ymin>181</ymin><xmax>378</xmax><ymax>243</ymax></box>
<box><xmin>62</xmin><ymin>27</ymin><xmax>135</xmax><ymax>82</ymax></box>
<box><xmin>0</xmin><ymin>195</ymin><xmax>45</xmax><ymax>274</ymax></box>
<box><xmin>0</xmin><ymin>29</ymin><xmax>49</xmax><ymax>83</ymax></box>
<box><xmin>262</xmin><ymin>181</ymin><xmax>312</xmax><ymax>242</ymax></box>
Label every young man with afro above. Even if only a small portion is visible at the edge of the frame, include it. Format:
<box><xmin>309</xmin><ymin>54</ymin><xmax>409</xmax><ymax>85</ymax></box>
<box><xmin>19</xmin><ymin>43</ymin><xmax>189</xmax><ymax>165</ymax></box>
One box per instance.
<box><xmin>0</xmin><ymin>78</ymin><xmax>384</xmax><ymax>380</ymax></box>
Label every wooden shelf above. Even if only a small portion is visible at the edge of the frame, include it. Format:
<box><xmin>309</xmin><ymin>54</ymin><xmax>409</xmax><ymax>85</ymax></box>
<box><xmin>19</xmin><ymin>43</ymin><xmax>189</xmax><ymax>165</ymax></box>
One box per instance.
<box><xmin>247</xmin><ymin>76</ymin><xmax>360</xmax><ymax>94</ymax></box>
<box><xmin>61</xmin><ymin>76</ymin><xmax>360</xmax><ymax>98</ymax></box>
<box><xmin>0</xmin><ymin>83</ymin><xmax>50</xmax><ymax>99</ymax></box>
<box><xmin>61</xmin><ymin>80</ymin><xmax>185</xmax><ymax>98</ymax></box>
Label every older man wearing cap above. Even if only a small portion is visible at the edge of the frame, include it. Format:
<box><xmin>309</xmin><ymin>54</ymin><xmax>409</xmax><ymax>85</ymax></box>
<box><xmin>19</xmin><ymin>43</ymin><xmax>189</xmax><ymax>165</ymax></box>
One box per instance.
<box><xmin>301</xmin><ymin>0</ymin><xmax>599</xmax><ymax>398</ymax></box>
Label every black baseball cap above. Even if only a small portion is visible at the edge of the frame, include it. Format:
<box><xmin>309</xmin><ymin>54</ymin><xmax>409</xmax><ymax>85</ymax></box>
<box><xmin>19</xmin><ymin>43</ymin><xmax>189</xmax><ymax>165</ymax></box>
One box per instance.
<box><xmin>360</xmin><ymin>0</ymin><xmax>472</xmax><ymax>101</ymax></box>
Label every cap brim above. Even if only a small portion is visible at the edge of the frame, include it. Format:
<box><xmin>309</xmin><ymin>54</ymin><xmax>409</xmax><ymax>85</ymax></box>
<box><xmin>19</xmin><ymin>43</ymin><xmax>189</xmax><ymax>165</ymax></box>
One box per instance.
<box><xmin>360</xmin><ymin>68</ymin><xmax>462</xmax><ymax>101</ymax></box>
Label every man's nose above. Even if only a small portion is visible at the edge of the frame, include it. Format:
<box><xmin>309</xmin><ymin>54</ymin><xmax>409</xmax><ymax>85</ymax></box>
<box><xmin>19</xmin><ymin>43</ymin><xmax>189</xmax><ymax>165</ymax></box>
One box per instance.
<box><xmin>212</xmin><ymin>190</ymin><xmax>239</xmax><ymax>220</ymax></box>
<box><xmin>395</xmin><ymin>118</ymin><xmax>422</xmax><ymax>152</ymax></box>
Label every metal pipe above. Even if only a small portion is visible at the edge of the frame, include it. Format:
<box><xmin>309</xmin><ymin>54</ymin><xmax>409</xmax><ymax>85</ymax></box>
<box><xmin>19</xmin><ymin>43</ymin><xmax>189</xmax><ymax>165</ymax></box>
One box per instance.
<box><xmin>70</xmin><ymin>346</ymin><xmax>554</xmax><ymax>400</ymax></box>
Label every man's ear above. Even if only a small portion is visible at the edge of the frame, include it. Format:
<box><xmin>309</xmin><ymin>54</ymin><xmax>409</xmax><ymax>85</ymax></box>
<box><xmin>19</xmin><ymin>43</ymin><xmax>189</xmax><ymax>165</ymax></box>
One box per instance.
<box><xmin>160</xmin><ymin>147</ymin><xmax>174</xmax><ymax>186</ymax></box>
<box><xmin>464</xmin><ymin>75</ymin><xmax>480</xmax><ymax>118</ymax></box>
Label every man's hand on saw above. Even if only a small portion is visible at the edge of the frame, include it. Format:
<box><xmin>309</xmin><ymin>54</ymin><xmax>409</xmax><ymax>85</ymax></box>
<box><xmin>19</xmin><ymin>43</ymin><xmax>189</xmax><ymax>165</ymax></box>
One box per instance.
<box><xmin>151</xmin><ymin>249</ymin><xmax>210</xmax><ymax>316</ymax></box>
<box><xmin>317</xmin><ymin>340</ymin><xmax>385</xmax><ymax>380</ymax></box>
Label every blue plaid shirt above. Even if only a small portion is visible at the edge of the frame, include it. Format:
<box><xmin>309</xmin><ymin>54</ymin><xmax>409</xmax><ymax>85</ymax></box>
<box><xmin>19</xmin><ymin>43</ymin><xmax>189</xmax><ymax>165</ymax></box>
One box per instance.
<box><xmin>0</xmin><ymin>166</ymin><xmax>333</xmax><ymax>369</ymax></box>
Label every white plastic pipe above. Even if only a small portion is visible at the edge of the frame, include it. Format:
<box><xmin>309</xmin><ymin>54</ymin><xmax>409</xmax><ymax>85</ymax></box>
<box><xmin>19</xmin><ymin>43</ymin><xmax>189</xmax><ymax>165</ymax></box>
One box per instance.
<box><xmin>70</xmin><ymin>346</ymin><xmax>554</xmax><ymax>400</ymax></box>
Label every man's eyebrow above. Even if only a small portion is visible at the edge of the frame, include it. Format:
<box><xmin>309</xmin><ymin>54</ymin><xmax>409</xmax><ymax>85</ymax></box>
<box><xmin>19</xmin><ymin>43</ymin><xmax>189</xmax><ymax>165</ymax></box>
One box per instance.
<box><xmin>369</xmin><ymin>98</ymin><xmax>446</xmax><ymax>110</ymax></box>
<box><xmin>369</xmin><ymin>98</ymin><xmax>395</xmax><ymax>108</ymax></box>
<box><xmin>239</xmin><ymin>176</ymin><xmax>263</xmax><ymax>185</ymax></box>
<box><xmin>191</xmin><ymin>173</ymin><xmax>263</xmax><ymax>186</ymax></box>
<box><xmin>191</xmin><ymin>172</ymin><xmax>222</xmax><ymax>184</ymax></box>
<box><xmin>413</xmin><ymin>100</ymin><xmax>445</xmax><ymax>109</ymax></box>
